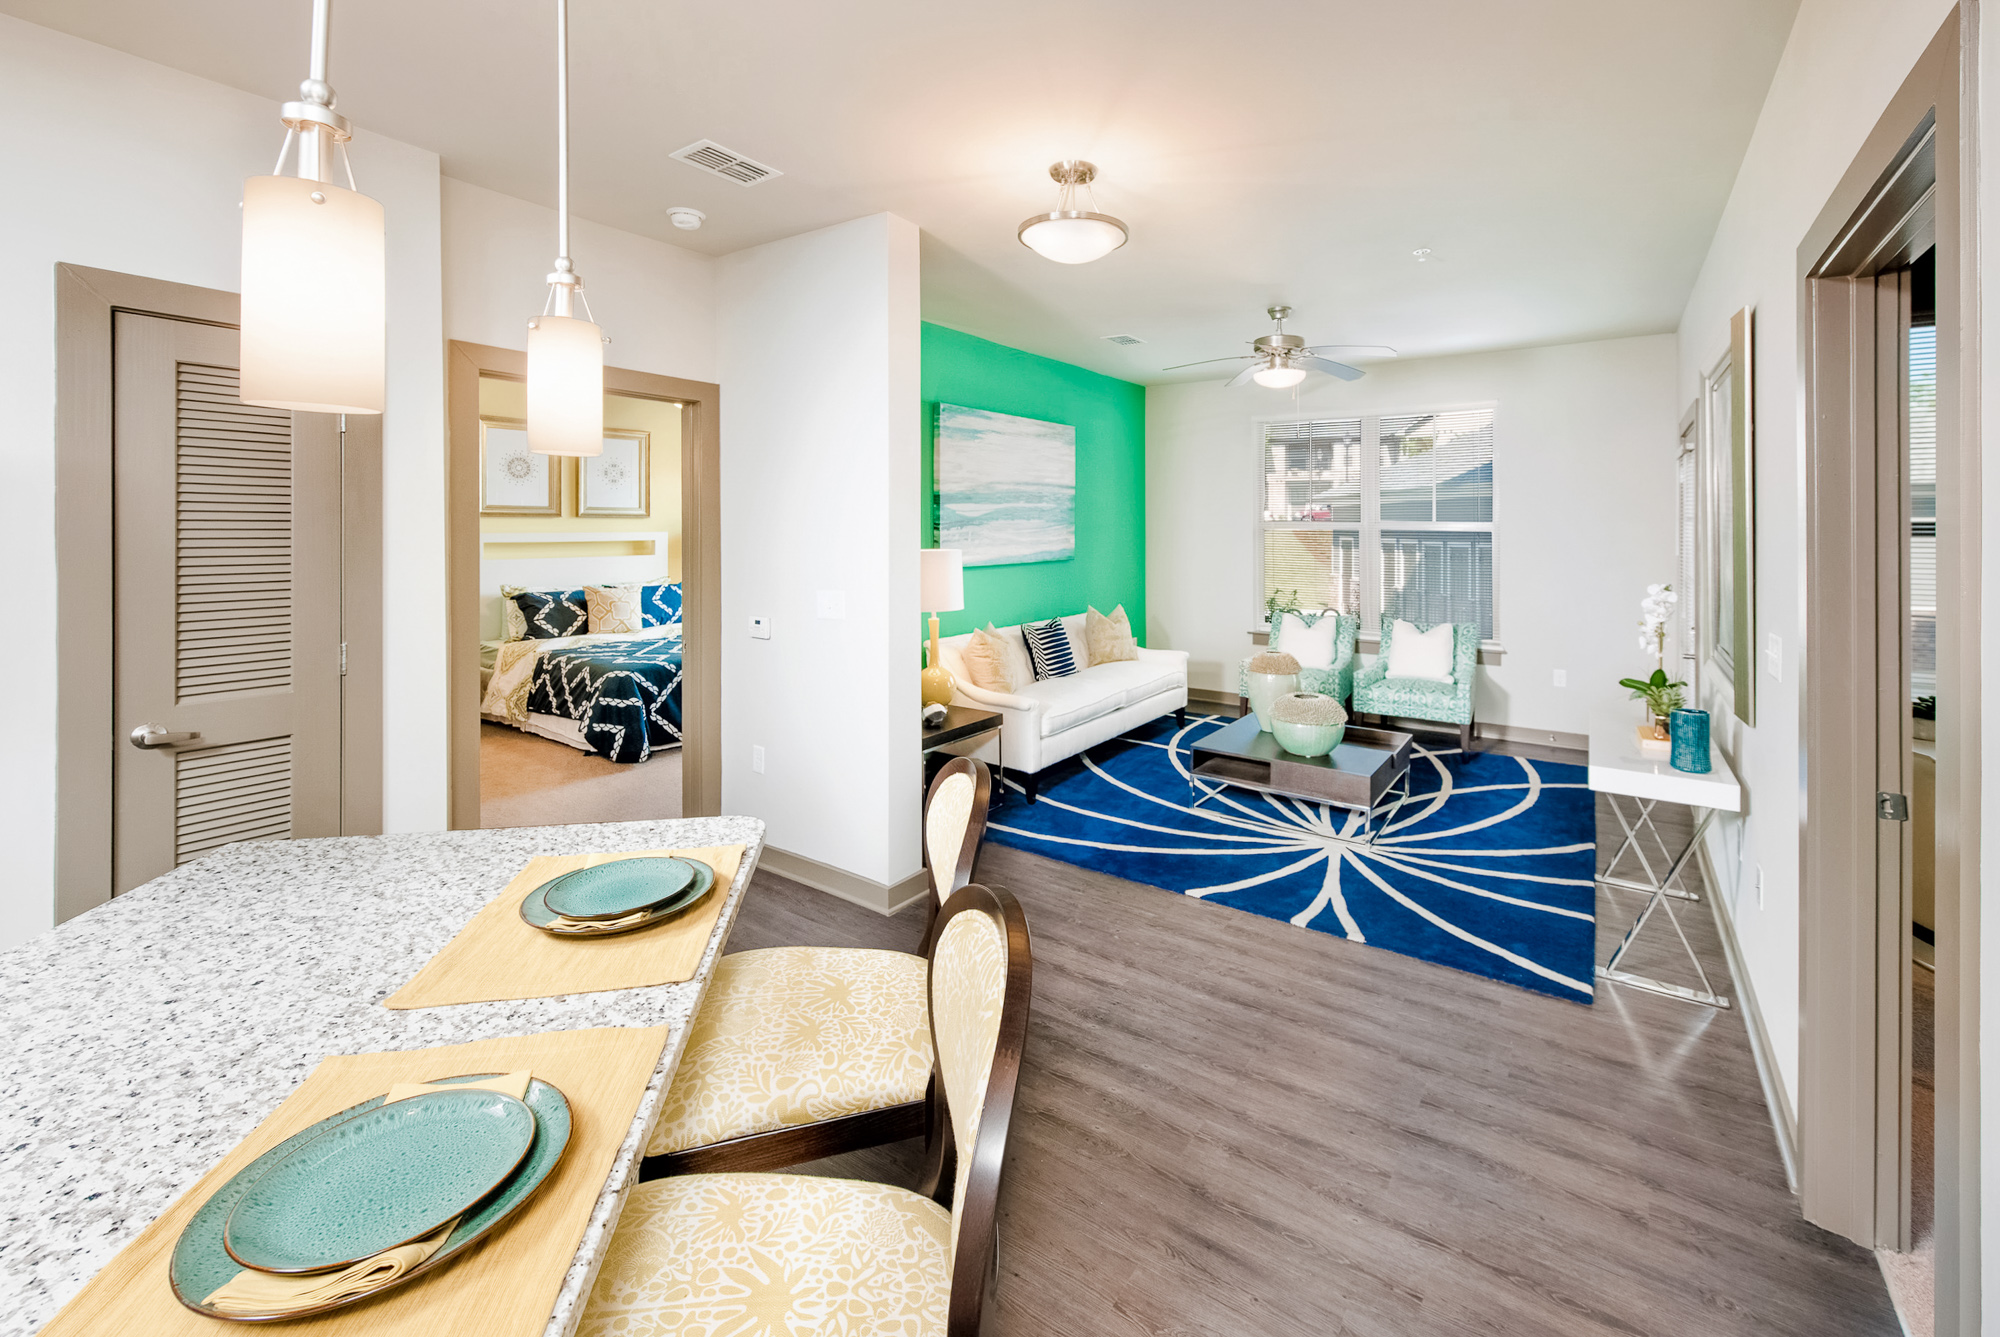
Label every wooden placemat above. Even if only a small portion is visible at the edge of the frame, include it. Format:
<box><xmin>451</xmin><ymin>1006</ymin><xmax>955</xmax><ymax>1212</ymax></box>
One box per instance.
<box><xmin>36</xmin><ymin>1025</ymin><xmax>668</xmax><ymax>1337</ymax></box>
<box><xmin>384</xmin><ymin>845</ymin><xmax>746</xmax><ymax>1010</ymax></box>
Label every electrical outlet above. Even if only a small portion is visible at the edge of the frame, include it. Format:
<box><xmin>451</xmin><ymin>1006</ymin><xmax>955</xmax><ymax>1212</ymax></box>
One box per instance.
<box><xmin>816</xmin><ymin>590</ymin><xmax>847</xmax><ymax>619</ymax></box>
<box><xmin>1756</xmin><ymin>865</ymin><xmax>1765</xmax><ymax>910</ymax></box>
<box><xmin>749</xmin><ymin>615</ymin><xmax>771</xmax><ymax>640</ymax></box>
<box><xmin>1552</xmin><ymin>669</ymin><xmax>1567</xmax><ymax>688</ymax></box>
<box><xmin>752</xmin><ymin>745</ymin><xmax>765</xmax><ymax>774</ymax></box>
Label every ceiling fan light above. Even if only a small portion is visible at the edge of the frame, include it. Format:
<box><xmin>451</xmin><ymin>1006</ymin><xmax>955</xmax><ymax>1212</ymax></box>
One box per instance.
<box><xmin>1018</xmin><ymin>211</ymin><xmax>1129</xmax><ymax>264</ymax></box>
<box><xmin>526</xmin><ymin>314</ymin><xmax>604</xmax><ymax>455</ymax></box>
<box><xmin>1253</xmin><ymin>363</ymin><xmax>1308</xmax><ymax>389</ymax></box>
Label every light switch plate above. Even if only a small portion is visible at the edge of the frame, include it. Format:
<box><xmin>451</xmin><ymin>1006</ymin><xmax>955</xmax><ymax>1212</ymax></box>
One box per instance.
<box><xmin>749</xmin><ymin>615</ymin><xmax>772</xmax><ymax>640</ymax></box>
<box><xmin>1552</xmin><ymin>669</ymin><xmax>1566</xmax><ymax>688</ymax></box>
<box><xmin>752</xmin><ymin>745</ymin><xmax>765</xmax><ymax>773</ymax></box>
<box><xmin>816</xmin><ymin>590</ymin><xmax>847</xmax><ymax>619</ymax></box>
<box><xmin>1766</xmin><ymin>633</ymin><xmax>1782</xmax><ymax>681</ymax></box>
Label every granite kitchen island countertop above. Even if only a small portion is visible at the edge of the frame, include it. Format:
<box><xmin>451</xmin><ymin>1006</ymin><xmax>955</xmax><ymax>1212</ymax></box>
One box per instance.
<box><xmin>0</xmin><ymin>816</ymin><xmax>765</xmax><ymax>1337</ymax></box>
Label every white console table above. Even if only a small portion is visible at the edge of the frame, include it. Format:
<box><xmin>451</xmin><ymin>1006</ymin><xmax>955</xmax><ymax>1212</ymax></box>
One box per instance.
<box><xmin>1587</xmin><ymin>708</ymin><xmax>1742</xmax><ymax>1008</ymax></box>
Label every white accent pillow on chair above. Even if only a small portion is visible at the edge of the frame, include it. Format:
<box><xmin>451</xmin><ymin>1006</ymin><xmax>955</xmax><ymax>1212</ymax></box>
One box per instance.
<box><xmin>1386</xmin><ymin>620</ymin><xmax>1455</xmax><ymax>682</ymax></box>
<box><xmin>1274</xmin><ymin>612</ymin><xmax>1340</xmax><ymax>671</ymax></box>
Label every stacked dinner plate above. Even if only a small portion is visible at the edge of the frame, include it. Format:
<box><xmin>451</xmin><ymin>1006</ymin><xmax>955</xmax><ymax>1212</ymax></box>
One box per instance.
<box><xmin>170</xmin><ymin>1075</ymin><xmax>573</xmax><ymax>1321</ymax></box>
<box><xmin>519</xmin><ymin>855</ymin><xmax>718</xmax><ymax>937</ymax></box>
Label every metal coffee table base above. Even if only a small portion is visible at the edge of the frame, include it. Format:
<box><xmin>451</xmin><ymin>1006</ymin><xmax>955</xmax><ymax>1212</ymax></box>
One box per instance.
<box><xmin>1190</xmin><ymin>765</ymin><xmax>1413</xmax><ymax>845</ymax></box>
<box><xmin>1595</xmin><ymin>794</ymin><xmax>1731</xmax><ymax>1009</ymax></box>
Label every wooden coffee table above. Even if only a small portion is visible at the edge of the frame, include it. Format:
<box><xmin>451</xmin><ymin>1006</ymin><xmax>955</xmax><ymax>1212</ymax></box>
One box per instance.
<box><xmin>1188</xmin><ymin>714</ymin><xmax>1415</xmax><ymax>844</ymax></box>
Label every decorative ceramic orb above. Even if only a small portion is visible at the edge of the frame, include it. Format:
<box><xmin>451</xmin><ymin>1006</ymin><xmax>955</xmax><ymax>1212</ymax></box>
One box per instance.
<box><xmin>1269</xmin><ymin>691</ymin><xmax>1348</xmax><ymax>757</ymax></box>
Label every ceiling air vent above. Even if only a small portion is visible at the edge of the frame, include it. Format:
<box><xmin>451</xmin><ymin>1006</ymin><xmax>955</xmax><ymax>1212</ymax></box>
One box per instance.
<box><xmin>1102</xmin><ymin>334</ymin><xmax>1145</xmax><ymax>346</ymax></box>
<box><xmin>669</xmin><ymin>139</ymin><xmax>783</xmax><ymax>186</ymax></box>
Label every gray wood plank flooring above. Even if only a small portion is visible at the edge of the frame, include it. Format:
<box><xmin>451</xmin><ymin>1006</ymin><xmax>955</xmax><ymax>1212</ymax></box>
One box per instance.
<box><xmin>723</xmin><ymin>767</ymin><xmax>1897</xmax><ymax>1335</ymax></box>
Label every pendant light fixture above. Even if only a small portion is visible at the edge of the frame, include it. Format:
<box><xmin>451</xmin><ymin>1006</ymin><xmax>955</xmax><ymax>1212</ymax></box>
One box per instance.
<box><xmin>526</xmin><ymin>0</ymin><xmax>605</xmax><ymax>457</ymax></box>
<box><xmin>239</xmin><ymin>0</ymin><xmax>386</xmax><ymax>414</ymax></box>
<box><xmin>1018</xmin><ymin>160</ymin><xmax>1129</xmax><ymax>265</ymax></box>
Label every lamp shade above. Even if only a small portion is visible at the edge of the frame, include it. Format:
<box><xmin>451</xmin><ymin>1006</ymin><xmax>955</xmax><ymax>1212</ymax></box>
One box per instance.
<box><xmin>920</xmin><ymin>547</ymin><xmax>964</xmax><ymax>612</ymax></box>
<box><xmin>1018</xmin><ymin>211</ymin><xmax>1129</xmax><ymax>265</ymax></box>
<box><xmin>1253</xmin><ymin>363</ymin><xmax>1308</xmax><ymax>389</ymax></box>
<box><xmin>526</xmin><ymin>314</ymin><xmax>604</xmax><ymax>455</ymax></box>
<box><xmin>239</xmin><ymin>174</ymin><xmax>386</xmax><ymax>414</ymax></box>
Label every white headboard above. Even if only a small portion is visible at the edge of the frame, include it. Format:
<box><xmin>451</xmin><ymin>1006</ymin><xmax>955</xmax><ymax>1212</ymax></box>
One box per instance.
<box><xmin>479</xmin><ymin>531</ymin><xmax>673</xmax><ymax>640</ymax></box>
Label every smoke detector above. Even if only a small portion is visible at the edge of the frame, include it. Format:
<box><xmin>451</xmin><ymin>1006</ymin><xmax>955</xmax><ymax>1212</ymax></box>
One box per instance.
<box><xmin>669</xmin><ymin>139</ymin><xmax>782</xmax><ymax>186</ymax></box>
<box><xmin>667</xmin><ymin>207</ymin><xmax>706</xmax><ymax>231</ymax></box>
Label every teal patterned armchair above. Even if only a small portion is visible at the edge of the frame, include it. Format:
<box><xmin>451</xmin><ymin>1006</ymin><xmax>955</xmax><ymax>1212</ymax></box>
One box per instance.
<box><xmin>1237</xmin><ymin>610</ymin><xmax>1359</xmax><ymax>706</ymax></box>
<box><xmin>1352</xmin><ymin>620</ymin><xmax>1480</xmax><ymax>754</ymax></box>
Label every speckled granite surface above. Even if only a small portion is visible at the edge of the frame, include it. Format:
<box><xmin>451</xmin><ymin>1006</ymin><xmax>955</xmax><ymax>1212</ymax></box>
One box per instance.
<box><xmin>0</xmin><ymin>817</ymin><xmax>765</xmax><ymax>1337</ymax></box>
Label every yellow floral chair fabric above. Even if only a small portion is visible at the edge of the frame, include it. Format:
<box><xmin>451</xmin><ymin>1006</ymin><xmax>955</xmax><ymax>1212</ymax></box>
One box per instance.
<box><xmin>575</xmin><ymin>1172</ymin><xmax>951</xmax><ymax>1337</ymax></box>
<box><xmin>646</xmin><ymin>946</ymin><xmax>933</xmax><ymax>1158</ymax></box>
<box><xmin>929</xmin><ymin>908</ymin><xmax>1007</xmax><ymax>1262</ymax></box>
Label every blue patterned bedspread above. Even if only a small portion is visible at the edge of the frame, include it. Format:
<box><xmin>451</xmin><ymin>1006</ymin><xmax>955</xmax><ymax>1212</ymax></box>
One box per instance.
<box><xmin>526</xmin><ymin>634</ymin><xmax>683</xmax><ymax>763</ymax></box>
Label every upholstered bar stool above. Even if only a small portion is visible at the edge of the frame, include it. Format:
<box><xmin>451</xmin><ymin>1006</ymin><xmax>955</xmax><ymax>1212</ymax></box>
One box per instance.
<box><xmin>638</xmin><ymin>758</ymin><xmax>993</xmax><ymax>1179</ymax></box>
<box><xmin>583</xmin><ymin>885</ymin><xmax>1031</xmax><ymax>1337</ymax></box>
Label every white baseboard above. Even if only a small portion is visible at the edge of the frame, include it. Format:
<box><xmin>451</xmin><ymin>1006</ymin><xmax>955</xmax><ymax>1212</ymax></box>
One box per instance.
<box><xmin>757</xmin><ymin>846</ymin><xmax>931</xmax><ymax>917</ymax></box>
<box><xmin>1698</xmin><ymin>839</ymin><xmax>1800</xmax><ymax>1193</ymax></box>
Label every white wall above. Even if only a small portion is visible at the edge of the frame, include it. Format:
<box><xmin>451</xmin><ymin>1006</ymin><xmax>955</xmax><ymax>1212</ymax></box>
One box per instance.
<box><xmin>717</xmin><ymin>214</ymin><xmax>922</xmax><ymax>895</ymax></box>
<box><xmin>441</xmin><ymin>176</ymin><xmax>716</xmax><ymax>384</ymax></box>
<box><xmin>1675</xmin><ymin>0</ymin><xmax>1955</xmax><ymax>1121</ymax></box>
<box><xmin>0</xmin><ymin>15</ymin><xmax>445</xmax><ymax>946</ymax></box>
<box><xmin>1147</xmin><ymin>334</ymin><xmax>1679</xmax><ymax>737</ymax></box>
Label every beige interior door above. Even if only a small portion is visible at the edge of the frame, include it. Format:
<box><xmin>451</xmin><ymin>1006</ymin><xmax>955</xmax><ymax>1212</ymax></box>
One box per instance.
<box><xmin>112</xmin><ymin>312</ymin><xmax>342</xmax><ymax>892</ymax></box>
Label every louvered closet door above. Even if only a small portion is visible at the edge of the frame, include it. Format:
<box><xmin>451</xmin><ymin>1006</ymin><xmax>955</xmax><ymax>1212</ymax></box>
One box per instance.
<box><xmin>112</xmin><ymin>313</ymin><xmax>341</xmax><ymax>893</ymax></box>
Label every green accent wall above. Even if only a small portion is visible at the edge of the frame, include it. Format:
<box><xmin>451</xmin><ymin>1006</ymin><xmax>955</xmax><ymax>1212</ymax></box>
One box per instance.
<box><xmin>921</xmin><ymin>322</ymin><xmax>1146</xmax><ymax>642</ymax></box>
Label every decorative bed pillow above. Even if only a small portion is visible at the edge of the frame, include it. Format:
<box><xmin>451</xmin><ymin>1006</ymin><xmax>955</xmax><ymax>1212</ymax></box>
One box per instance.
<box><xmin>510</xmin><ymin>587</ymin><xmax>589</xmax><ymax>639</ymax></box>
<box><xmin>963</xmin><ymin>626</ymin><xmax>1022</xmax><ymax>693</ymax></box>
<box><xmin>641</xmin><ymin>582</ymin><xmax>683</xmax><ymax>629</ymax></box>
<box><xmin>1022</xmin><ymin>618</ymin><xmax>1079</xmax><ymax>680</ymax></box>
<box><xmin>1274</xmin><ymin>610</ymin><xmax>1340</xmax><ymax>670</ymax></box>
<box><xmin>1085</xmin><ymin>605</ymin><xmax>1138</xmax><ymax>665</ymax></box>
<box><xmin>586</xmin><ymin>584</ymin><xmax>644</xmax><ymax>635</ymax></box>
<box><xmin>499</xmin><ymin>585</ymin><xmax>530</xmax><ymax>642</ymax></box>
<box><xmin>1386</xmin><ymin>619</ymin><xmax>1456</xmax><ymax>682</ymax></box>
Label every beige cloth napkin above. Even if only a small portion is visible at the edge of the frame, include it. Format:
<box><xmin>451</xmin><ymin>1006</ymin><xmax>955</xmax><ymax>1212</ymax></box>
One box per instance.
<box><xmin>201</xmin><ymin>1071</ymin><xmax>534</xmax><ymax>1316</ymax></box>
<box><xmin>546</xmin><ymin>908</ymin><xmax>653</xmax><ymax>933</ymax></box>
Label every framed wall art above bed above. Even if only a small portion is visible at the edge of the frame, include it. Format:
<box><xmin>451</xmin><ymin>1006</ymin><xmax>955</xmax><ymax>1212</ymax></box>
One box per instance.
<box><xmin>479</xmin><ymin>417</ymin><xmax>561</xmax><ymax>515</ymax></box>
<box><xmin>580</xmin><ymin>428</ymin><xmax>650</xmax><ymax>517</ymax></box>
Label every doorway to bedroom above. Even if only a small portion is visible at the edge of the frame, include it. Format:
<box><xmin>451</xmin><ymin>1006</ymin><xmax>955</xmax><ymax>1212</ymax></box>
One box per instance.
<box><xmin>446</xmin><ymin>340</ymin><xmax>721</xmax><ymax>832</ymax></box>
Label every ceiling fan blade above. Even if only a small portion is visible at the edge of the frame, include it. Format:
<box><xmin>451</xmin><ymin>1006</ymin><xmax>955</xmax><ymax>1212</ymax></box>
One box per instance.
<box><xmin>1162</xmin><ymin>355</ymin><xmax>1255</xmax><ymax>371</ymax></box>
<box><xmin>1299</xmin><ymin>356</ymin><xmax>1366</xmax><ymax>381</ymax></box>
<box><xmin>1225</xmin><ymin>363</ymin><xmax>1262</xmax><ymax>388</ymax></box>
<box><xmin>1305</xmin><ymin>344</ymin><xmax>1398</xmax><ymax>359</ymax></box>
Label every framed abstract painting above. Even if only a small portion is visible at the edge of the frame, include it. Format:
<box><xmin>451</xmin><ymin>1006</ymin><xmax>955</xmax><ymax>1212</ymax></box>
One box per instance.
<box><xmin>935</xmin><ymin>404</ymin><xmax>1075</xmax><ymax>566</ymax></box>
<box><xmin>479</xmin><ymin>417</ymin><xmax>560</xmax><ymax>515</ymax></box>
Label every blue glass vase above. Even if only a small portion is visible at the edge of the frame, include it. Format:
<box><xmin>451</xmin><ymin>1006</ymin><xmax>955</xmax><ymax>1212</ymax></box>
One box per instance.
<box><xmin>1669</xmin><ymin>708</ymin><xmax>1711</xmax><ymax>773</ymax></box>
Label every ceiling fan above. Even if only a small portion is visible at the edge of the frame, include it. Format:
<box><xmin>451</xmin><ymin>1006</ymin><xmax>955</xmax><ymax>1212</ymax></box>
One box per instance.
<box><xmin>1165</xmin><ymin>307</ymin><xmax>1397</xmax><ymax>388</ymax></box>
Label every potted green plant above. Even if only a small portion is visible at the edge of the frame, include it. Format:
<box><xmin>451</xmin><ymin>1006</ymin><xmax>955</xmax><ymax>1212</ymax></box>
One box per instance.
<box><xmin>1621</xmin><ymin>583</ymin><xmax>1686</xmax><ymax>750</ymax></box>
<box><xmin>1618</xmin><ymin>668</ymin><xmax>1689</xmax><ymax>738</ymax></box>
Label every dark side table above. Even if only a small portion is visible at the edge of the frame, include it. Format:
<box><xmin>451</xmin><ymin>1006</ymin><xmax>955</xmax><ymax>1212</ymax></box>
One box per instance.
<box><xmin>922</xmin><ymin>706</ymin><xmax>1004</xmax><ymax>802</ymax></box>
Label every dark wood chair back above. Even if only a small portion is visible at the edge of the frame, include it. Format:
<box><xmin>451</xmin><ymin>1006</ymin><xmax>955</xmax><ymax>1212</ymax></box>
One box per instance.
<box><xmin>919</xmin><ymin>883</ymin><xmax>1032</xmax><ymax>1337</ymax></box>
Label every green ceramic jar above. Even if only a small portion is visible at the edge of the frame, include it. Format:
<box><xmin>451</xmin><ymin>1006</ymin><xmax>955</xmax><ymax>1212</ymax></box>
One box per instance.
<box><xmin>1269</xmin><ymin>692</ymin><xmax>1347</xmax><ymax>757</ymax></box>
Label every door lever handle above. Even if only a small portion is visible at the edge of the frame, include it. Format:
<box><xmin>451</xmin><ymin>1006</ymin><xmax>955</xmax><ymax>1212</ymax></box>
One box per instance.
<box><xmin>130</xmin><ymin>724</ymin><xmax>201</xmax><ymax>750</ymax></box>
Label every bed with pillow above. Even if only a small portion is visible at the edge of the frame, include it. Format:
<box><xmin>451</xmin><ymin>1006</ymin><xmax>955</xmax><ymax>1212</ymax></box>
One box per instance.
<box><xmin>480</xmin><ymin>582</ymin><xmax>684</xmax><ymax>764</ymax></box>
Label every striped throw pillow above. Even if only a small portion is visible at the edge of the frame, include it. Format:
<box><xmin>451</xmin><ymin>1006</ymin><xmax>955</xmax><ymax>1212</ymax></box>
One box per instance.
<box><xmin>1022</xmin><ymin>618</ymin><xmax>1078</xmax><ymax>680</ymax></box>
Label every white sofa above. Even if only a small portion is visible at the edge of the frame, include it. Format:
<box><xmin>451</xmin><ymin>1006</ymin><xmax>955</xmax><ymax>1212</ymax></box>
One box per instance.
<box><xmin>937</xmin><ymin>614</ymin><xmax>1189</xmax><ymax>801</ymax></box>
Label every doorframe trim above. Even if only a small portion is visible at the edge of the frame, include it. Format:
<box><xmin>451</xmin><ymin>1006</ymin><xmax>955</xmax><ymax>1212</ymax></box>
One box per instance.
<box><xmin>52</xmin><ymin>263</ymin><xmax>386</xmax><ymax>924</ymax></box>
<box><xmin>445</xmin><ymin>342</ymin><xmax>722</xmax><ymax>827</ymax></box>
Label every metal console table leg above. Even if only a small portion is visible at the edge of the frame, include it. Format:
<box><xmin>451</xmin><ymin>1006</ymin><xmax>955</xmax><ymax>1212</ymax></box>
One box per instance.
<box><xmin>1595</xmin><ymin>795</ymin><xmax>1730</xmax><ymax>1009</ymax></box>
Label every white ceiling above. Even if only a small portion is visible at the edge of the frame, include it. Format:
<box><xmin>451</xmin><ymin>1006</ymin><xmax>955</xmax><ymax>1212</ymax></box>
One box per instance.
<box><xmin>7</xmin><ymin>0</ymin><xmax>1799</xmax><ymax>383</ymax></box>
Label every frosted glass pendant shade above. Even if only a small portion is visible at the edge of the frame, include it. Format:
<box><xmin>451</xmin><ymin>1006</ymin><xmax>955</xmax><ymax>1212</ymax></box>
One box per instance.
<box><xmin>526</xmin><ymin>314</ymin><xmax>604</xmax><ymax>455</ymax></box>
<box><xmin>1253</xmin><ymin>364</ymin><xmax>1307</xmax><ymax>389</ymax></box>
<box><xmin>240</xmin><ymin>174</ymin><xmax>386</xmax><ymax>414</ymax></box>
<box><xmin>1018</xmin><ymin>212</ymin><xmax>1128</xmax><ymax>265</ymax></box>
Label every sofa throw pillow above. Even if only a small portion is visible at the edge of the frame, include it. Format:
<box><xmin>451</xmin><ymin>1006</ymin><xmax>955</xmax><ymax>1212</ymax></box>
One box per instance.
<box><xmin>1274</xmin><ymin>611</ymin><xmax>1340</xmax><ymax>670</ymax></box>
<box><xmin>1085</xmin><ymin>604</ymin><xmax>1139</xmax><ymax>665</ymax></box>
<box><xmin>511</xmin><ymin>587</ymin><xmax>589</xmax><ymax>639</ymax></box>
<box><xmin>989</xmin><ymin>623</ymin><xmax>1034</xmax><ymax>690</ymax></box>
<box><xmin>586</xmin><ymin>584</ymin><xmax>644</xmax><ymax>635</ymax></box>
<box><xmin>1386</xmin><ymin>619</ymin><xmax>1456</xmax><ymax>682</ymax></box>
<box><xmin>963</xmin><ymin>626</ymin><xmax>1020</xmax><ymax>693</ymax></box>
<box><xmin>641</xmin><ymin>582</ymin><xmax>683</xmax><ymax>629</ymax></box>
<box><xmin>499</xmin><ymin>585</ymin><xmax>530</xmax><ymax>642</ymax></box>
<box><xmin>1022</xmin><ymin>618</ymin><xmax>1079</xmax><ymax>680</ymax></box>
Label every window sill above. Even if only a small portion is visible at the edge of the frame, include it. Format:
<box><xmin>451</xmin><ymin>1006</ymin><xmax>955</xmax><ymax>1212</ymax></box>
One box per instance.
<box><xmin>1248</xmin><ymin>628</ymin><xmax>1507</xmax><ymax>666</ymax></box>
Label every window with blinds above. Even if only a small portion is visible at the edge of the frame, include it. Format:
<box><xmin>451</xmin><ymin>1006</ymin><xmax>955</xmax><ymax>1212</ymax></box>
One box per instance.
<box><xmin>1257</xmin><ymin>407</ymin><xmax>1496</xmax><ymax>638</ymax></box>
<box><xmin>1910</xmin><ymin>322</ymin><xmax>1937</xmax><ymax>697</ymax></box>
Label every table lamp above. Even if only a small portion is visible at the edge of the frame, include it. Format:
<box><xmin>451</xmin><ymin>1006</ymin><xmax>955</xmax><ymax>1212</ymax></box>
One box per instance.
<box><xmin>920</xmin><ymin>547</ymin><xmax>965</xmax><ymax>707</ymax></box>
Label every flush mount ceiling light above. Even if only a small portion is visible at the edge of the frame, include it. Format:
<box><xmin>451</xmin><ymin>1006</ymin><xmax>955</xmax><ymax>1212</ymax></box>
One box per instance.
<box><xmin>1018</xmin><ymin>160</ymin><xmax>1129</xmax><ymax>264</ymax></box>
<box><xmin>525</xmin><ymin>0</ymin><xmax>606</xmax><ymax>456</ymax></box>
<box><xmin>239</xmin><ymin>0</ymin><xmax>385</xmax><ymax>415</ymax></box>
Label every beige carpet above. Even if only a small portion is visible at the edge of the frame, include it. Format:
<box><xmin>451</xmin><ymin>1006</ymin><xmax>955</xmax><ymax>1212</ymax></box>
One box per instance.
<box><xmin>479</xmin><ymin>722</ymin><xmax>681</xmax><ymax>829</ymax></box>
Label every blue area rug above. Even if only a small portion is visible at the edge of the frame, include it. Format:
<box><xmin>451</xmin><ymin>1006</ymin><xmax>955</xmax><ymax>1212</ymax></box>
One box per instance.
<box><xmin>987</xmin><ymin>714</ymin><xmax>1598</xmax><ymax>1003</ymax></box>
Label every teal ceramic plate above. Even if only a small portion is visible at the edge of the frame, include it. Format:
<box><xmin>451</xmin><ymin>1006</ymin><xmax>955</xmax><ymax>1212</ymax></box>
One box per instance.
<box><xmin>171</xmin><ymin>1075</ymin><xmax>572</xmax><ymax>1322</ymax></box>
<box><xmin>540</xmin><ymin>857</ymin><xmax>695</xmax><ymax>921</ymax></box>
<box><xmin>519</xmin><ymin>857</ymin><xmax>715</xmax><ymax>937</ymax></box>
<box><xmin>222</xmin><ymin>1088</ymin><xmax>538</xmax><ymax>1274</ymax></box>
